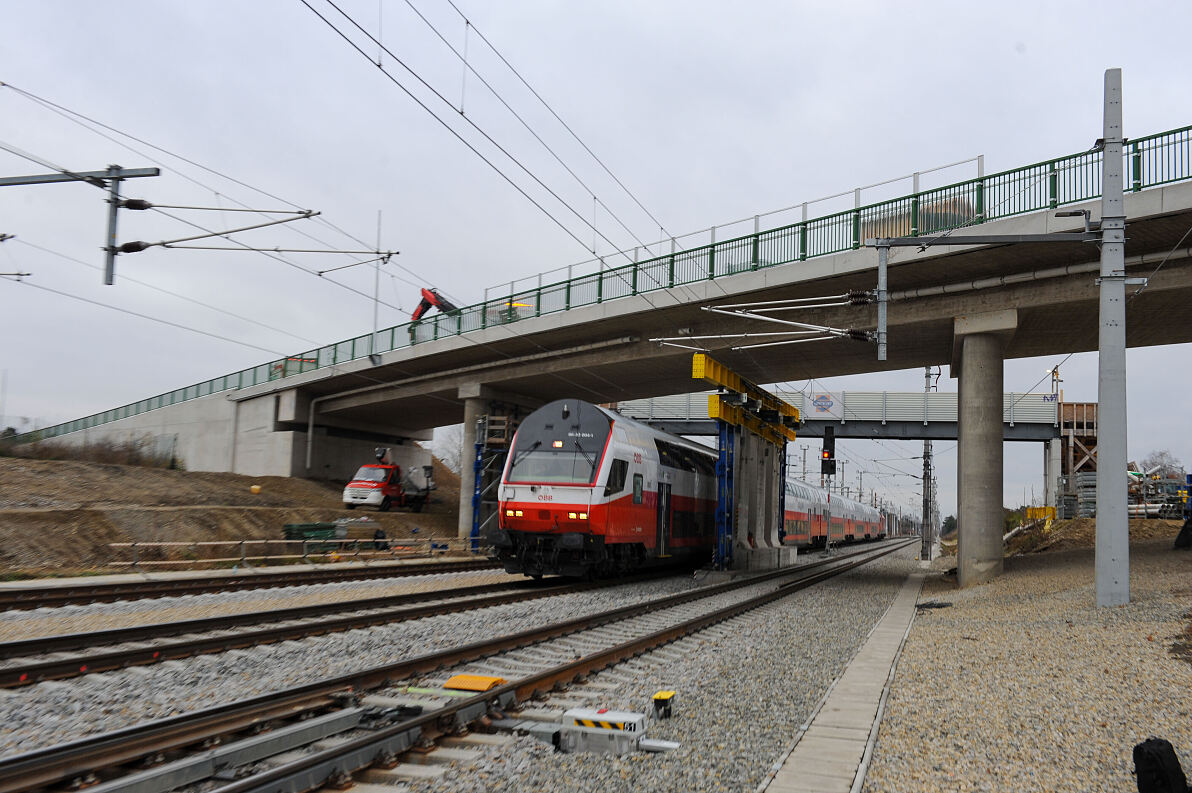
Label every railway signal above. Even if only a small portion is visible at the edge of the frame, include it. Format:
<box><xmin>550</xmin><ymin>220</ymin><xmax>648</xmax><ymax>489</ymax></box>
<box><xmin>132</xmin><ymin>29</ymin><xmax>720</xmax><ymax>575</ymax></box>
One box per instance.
<box><xmin>821</xmin><ymin>426</ymin><xmax>836</xmax><ymax>476</ymax></box>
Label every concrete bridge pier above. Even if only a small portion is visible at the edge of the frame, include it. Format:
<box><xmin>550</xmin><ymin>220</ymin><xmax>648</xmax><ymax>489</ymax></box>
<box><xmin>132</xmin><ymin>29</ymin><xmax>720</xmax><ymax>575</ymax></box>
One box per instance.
<box><xmin>732</xmin><ymin>431</ymin><xmax>792</xmax><ymax>571</ymax></box>
<box><xmin>1044</xmin><ymin>438</ymin><xmax>1062</xmax><ymax>509</ymax></box>
<box><xmin>952</xmin><ymin>310</ymin><xmax>1017</xmax><ymax>587</ymax></box>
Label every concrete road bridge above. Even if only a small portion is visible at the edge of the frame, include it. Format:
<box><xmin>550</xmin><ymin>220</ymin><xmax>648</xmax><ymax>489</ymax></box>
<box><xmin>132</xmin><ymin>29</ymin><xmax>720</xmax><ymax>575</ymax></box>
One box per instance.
<box><xmin>20</xmin><ymin>124</ymin><xmax>1192</xmax><ymax>581</ymax></box>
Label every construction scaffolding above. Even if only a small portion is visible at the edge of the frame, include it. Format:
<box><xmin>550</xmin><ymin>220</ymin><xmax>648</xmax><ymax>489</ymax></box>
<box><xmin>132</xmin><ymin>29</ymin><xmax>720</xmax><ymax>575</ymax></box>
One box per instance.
<box><xmin>469</xmin><ymin>415</ymin><xmax>517</xmax><ymax>551</ymax></box>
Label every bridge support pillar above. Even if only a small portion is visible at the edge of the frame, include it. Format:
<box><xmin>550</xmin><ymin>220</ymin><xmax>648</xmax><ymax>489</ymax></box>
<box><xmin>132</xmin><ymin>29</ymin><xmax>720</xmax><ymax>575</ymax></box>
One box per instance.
<box><xmin>1044</xmin><ymin>439</ymin><xmax>1062</xmax><ymax>510</ymax></box>
<box><xmin>731</xmin><ymin>431</ymin><xmax>790</xmax><ymax>571</ymax></box>
<box><xmin>458</xmin><ymin>396</ymin><xmax>487</xmax><ymax>541</ymax></box>
<box><xmin>952</xmin><ymin>309</ymin><xmax>1016</xmax><ymax>588</ymax></box>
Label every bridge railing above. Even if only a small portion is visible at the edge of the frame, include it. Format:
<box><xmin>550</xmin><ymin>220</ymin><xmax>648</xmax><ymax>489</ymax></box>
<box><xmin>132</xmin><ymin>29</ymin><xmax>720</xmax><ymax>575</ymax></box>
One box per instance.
<box><xmin>615</xmin><ymin>391</ymin><xmax>1058</xmax><ymax>426</ymax></box>
<box><xmin>17</xmin><ymin>125</ymin><xmax>1190</xmax><ymax>444</ymax></box>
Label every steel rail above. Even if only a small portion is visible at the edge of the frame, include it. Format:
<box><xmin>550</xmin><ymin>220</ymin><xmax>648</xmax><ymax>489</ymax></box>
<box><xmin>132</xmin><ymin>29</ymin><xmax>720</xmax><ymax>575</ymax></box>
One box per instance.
<box><xmin>0</xmin><ymin>539</ymin><xmax>913</xmax><ymax>793</ymax></box>
<box><xmin>0</xmin><ymin>578</ymin><xmax>552</xmax><ymax>662</ymax></box>
<box><xmin>0</xmin><ymin>559</ymin><xmax>500</xmax><ymax>610</ymax></box>
<box><xmin>0</xmin><ymin>570</ymin><xmax>683</xmax><ymax>686</ymax></box>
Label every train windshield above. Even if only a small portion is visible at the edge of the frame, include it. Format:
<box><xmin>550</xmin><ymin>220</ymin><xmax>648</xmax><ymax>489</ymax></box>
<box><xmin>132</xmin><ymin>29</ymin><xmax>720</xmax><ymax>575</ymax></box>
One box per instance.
<box><xmin>506</xmin><ymin>400</ymin><xmax>612</xmax><ymax>485</ymax></box>
<box><xmin>352</xmin><ymin>466</ymin><xmax>389</xmax><ymax>482</ymax></box>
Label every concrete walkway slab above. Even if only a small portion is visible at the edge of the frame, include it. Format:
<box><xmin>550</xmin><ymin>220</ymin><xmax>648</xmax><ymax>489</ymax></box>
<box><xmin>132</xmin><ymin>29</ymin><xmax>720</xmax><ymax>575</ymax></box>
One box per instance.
<box><xmin>758</xmin><ymin>571</ymin><xmax>924</xmax><ymax>793</ymax></box>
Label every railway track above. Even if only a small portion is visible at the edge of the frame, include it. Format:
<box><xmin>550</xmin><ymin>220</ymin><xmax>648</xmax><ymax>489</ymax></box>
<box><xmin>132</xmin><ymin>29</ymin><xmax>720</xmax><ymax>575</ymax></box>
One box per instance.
<box><xmin>0</xmin><ymin>538</ymin><xmax>915</xmax><ymax>793</ymax></box>
<box><xmin>0</xmin><ymin>558</ymin><xmax>500</xmax><ymax>610</ymax></box>
<box><xmin>0</xmin><ymin>572</ymin><xmax>672</xmax><ymax>687</ymax></box>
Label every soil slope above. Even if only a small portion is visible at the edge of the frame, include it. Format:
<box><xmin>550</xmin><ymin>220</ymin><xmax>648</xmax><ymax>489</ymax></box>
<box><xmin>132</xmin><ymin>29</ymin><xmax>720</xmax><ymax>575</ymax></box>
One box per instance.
<box><xmin>0</xmin><ymin>457</ymin><xmax>462</xmax><ymax>571</ymax></box>
<box><xmin>938</xmin><ymin>516</ymin><xmax>1185</xmax><ymax>557</ymax></box>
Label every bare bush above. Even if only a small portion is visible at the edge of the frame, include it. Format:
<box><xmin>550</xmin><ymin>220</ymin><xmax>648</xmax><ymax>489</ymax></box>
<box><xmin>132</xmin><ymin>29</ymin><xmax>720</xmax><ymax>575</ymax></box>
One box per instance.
<box><xmin>1</xmin><ymin>436</ymin><xmax>183</xmax><ymax>469</ymax></box>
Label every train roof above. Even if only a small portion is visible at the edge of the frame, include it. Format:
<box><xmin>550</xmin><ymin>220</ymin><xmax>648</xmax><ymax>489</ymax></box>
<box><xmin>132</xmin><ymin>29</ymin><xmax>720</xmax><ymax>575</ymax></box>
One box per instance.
<box><xmin>595</xmin><ymin>403</ymin><xmax>718</xmax><ymax>458</ymax></box>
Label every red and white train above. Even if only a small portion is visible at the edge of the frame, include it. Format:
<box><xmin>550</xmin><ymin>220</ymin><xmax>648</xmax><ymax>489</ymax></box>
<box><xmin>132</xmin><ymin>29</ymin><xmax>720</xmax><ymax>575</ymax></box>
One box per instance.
<box><xmin>489</xmin><ymin>399</ymin><xmax>886</xmax><ymax>578</ymax></box>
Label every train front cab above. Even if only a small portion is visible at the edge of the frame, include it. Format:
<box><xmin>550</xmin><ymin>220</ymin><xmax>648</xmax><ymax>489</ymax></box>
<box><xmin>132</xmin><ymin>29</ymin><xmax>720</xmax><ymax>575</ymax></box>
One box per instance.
<box><xmin>490</xmin><ymin>400</ymin><xmax>716</xmax><ymax>578</ymax></box>
<box><xmin>489</xmin><ymin>400</ymin><xmax>613</xmax><ymax>577</ymax></box>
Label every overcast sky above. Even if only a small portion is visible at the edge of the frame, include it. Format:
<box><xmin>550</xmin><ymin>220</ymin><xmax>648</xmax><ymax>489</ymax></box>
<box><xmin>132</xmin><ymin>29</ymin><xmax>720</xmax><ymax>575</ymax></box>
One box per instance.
<box><xmin>2</xmin><ymin>1</ymin><xmax>1191</xmax><ymax>518</ymax></box>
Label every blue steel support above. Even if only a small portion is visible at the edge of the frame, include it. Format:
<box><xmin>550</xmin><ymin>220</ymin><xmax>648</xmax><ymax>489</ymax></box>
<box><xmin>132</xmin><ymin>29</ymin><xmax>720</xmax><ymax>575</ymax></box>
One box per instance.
<box><xmin>715</xmin><ymin>421</ymin><xmax>736</xmax><ymax>569</ymax></box>
<box><xmin>777</xmin><ymin>442</ymin><xmax>787</xmax><ymax>544</ymax></box>
<box><xmin>469</xmin><ymin>438</ymin><xmax>485</xmax><ymax>552</ymax></box>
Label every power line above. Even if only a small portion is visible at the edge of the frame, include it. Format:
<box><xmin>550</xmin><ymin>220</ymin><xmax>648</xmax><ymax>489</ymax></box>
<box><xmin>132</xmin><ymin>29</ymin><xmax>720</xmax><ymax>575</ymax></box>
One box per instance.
<box><xmin>0</xmin><ymin>275</ymin><xmax>292</xmax><ymax>358</ymax></box>
<box><xmin>438</xmin><ymin>0</ymin><xmax>673</xmax><ymax>240</ymax></box>
<box><xmin>308</xmin><ymin>0</ymin><xmax>640</xmax><ymax>264</ymax></box>
<box><xmin>1</xmin><ymin>82</ymin><xmax>442</xmax><ymax>293</ymax></box>
<box><xmin>399</xmin><ymin>0</ymin><xmax>659</xmax><ymax>254</ymax></box>
<box><xmin>148</xmin><ymin>207</ymin><xmax>408</xmax><ymax>310</ymax></box>
<box><xmin>15</xmin><ymin>238</ymin><xmax>326</xmax><ymax>346</ymax></box>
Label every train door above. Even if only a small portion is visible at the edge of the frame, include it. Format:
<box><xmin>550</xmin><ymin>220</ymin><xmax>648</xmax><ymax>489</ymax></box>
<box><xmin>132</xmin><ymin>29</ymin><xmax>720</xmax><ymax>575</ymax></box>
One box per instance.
<box><xmin>656</xmin><ymin>483</ymin><xmax>672</xmax><ymax>556</ymax></box>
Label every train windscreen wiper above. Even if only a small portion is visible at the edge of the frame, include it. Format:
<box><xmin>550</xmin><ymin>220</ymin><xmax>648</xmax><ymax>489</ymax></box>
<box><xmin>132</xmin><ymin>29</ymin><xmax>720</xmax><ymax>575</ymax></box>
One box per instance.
<box><xmin>509</xmin><ymin>440</ymin><xmax>541</xmax><ymax>470</ymax></box>
<box><xmin>572</xmin><ymin>440</ymin><xmax>596</xmax><ymax>472</ymax></box>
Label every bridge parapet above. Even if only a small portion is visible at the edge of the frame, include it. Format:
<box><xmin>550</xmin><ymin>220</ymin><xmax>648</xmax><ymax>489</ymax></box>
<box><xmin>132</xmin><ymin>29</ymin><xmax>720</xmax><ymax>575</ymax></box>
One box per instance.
<box><xmin>616</xmin><ymin>390</ymin><xmax>1057</xmax><ymax>427</ymax></box>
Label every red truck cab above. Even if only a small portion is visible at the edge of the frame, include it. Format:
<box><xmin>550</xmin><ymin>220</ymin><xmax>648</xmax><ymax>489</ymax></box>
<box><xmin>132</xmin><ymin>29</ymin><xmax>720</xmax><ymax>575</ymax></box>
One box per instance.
<box><xmin>342</xmin><ymin>448</ymin><xmax>434</xmax><ymax>512</ymax></box>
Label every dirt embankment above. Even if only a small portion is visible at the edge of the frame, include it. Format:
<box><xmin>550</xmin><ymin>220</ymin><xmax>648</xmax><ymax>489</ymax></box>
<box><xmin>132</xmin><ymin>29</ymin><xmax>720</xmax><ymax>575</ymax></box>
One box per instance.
<box><xmin>938</xmin><ymin>516</ymin><xmax>1186</xmax><ymax>557</ymax></box>
<box><xmin>0</xmin><ymin>457</ymin><xmax>462</xmax><ymax>572</ymax></box>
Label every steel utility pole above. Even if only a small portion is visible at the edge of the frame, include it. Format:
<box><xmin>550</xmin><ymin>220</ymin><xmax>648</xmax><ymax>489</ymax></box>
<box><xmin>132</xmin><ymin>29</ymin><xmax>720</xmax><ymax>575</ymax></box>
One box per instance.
<box><xmin>1096</xmin><ymin>68</ymin><xmax>1130</xmax><ymax>607</ymax></box>
<box><xmin>922</xmin><ymin>366</ymin><xmax>934</xmax><ymax>560</ymax></box>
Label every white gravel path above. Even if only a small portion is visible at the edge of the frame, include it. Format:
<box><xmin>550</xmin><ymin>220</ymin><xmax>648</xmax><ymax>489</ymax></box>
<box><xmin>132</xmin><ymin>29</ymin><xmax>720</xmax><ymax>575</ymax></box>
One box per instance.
<box><xmin>861</xmin><ymin>538</ymin><xmax>1192</xmax><ymax>793</ymax></box>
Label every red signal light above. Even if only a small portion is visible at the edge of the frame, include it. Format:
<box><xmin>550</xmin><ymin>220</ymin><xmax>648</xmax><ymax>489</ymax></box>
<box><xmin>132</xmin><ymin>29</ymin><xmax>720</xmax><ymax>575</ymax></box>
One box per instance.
<box><xmin>822</xmin><ymin>450</ymin><xmax>830</xmax><ymax>459</ymax></box>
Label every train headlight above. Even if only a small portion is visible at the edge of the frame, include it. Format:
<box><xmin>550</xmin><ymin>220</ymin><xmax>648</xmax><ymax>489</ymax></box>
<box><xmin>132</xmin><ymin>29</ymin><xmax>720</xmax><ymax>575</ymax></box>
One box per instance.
<box><xmin>505</xmin><ymin>509</ymin><xmax>514</xmax><ymax>517</ymax></box>
<box><xmin>578</xmin><ymin>512</ymin><xmax>588</xmax><ymax>520</ymax></box>
<box><xmin>567</xmin><ymin>512</ymin><xmax>577</xmax><ymax>519</ymax></box>
<box><xmin>515</xmin><ymin>510</ymin><xmax>523</xmax><ymax>517</ymax></box>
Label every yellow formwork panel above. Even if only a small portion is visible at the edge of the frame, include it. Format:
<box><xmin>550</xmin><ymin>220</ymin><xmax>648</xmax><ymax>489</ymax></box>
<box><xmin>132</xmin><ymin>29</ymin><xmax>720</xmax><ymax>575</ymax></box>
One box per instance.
<box><xmin>708</xmin><ymin>395</ymin><xmax>796</xmax><ymax>444</ymax></box>
<box><xmin>691</xmin><ymin>353</ymin><xmax>800</xmax><ymax>422</ymax></box>
<box><xmin>444</xmin><ymin>674</ymin><xmax>507</xmax><ymax>692</ymax></box>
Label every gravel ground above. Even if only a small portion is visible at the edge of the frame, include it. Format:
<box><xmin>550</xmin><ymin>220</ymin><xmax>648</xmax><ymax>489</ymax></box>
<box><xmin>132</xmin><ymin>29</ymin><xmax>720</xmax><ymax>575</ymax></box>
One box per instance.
<box><xmin>0</xmin><ymin>564</ymin><xmax>847</xmax><ymax>756</ymax></box>
<box><xmin>394</xmin><ymin>549</ymin><xmax>918</xmax><ymax>793</ymax></box>
<box><xmin>862</xmin><ymin>538</ymin><xmax>1192</xmax><ymax>793</ymax></box>
<box><xmin>0</xmin><ymin>569</ymin><xmax>524</xmax><ymax>641</ymax></box>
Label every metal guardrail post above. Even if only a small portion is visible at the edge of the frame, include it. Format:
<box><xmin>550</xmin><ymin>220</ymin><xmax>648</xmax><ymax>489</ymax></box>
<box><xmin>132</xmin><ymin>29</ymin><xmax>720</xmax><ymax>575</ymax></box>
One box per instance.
<box><xmin>708</xmin><ymin>227</ymin><xmax>716</xmax><ymax>279</ymax></box>
<box><xmin>668</xmin><ymin>238</ymin><xmax>676</xmax><ymax>287</ymax></box>
<box><xmin>1131</xmin><ymin>141</ymin><xmax>1142</xmax><ymax>192</ymax></box>
<box><xmin>1048</xmin><ymin>161</ymin><xmax>1059</xmax><ymax>209</ymax></box>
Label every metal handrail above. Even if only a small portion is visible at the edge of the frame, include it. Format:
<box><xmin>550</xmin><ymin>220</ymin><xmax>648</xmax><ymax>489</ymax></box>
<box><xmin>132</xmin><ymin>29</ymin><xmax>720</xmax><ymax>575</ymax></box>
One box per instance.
<box><xmin>106</xmin><ymin>538</ymin><xmax>475</xmax><ymax>568</ymax></box>
<box><xmin>16</xmin><ymin>125</ymin><xmax>1192</xmax><ymax>444</ymax></box>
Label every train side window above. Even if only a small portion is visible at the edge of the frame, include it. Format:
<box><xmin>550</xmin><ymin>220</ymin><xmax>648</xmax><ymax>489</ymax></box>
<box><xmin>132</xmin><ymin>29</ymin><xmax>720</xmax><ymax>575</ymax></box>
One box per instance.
<box><xmin>605</xmin><ymin>459</ymin><xmax>629</xmax><ymax>496</ymax></box>
<box><xmin>632</xmin><ymin>474</ymin><xmax>644</xmax><ymax>504</ymax></box>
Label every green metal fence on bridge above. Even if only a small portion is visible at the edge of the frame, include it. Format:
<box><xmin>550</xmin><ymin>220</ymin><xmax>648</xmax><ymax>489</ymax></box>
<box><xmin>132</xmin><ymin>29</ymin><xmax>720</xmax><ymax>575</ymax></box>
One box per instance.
<box><xmin>19</xmin><ymin>125</ymin><xmax>1192</xmax><ymax>443</ymax></box>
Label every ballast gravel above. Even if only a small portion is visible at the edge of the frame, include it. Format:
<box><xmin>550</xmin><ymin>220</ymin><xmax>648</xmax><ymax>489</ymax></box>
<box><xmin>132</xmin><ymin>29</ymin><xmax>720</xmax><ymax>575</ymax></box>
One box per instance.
<box><xmin>0</xmin><ymin>562</ymin><xmax>874</xmax><ymax>756</ymax></box>
<box><xmin>394</xmin><ymin>550</ymin><xmax>919</xmax><ymax>793</ymax></box>
<box><xmin>0</xmin><ymin>569</ymin><xmax>523</xmax><ymax>641</ymax></box>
